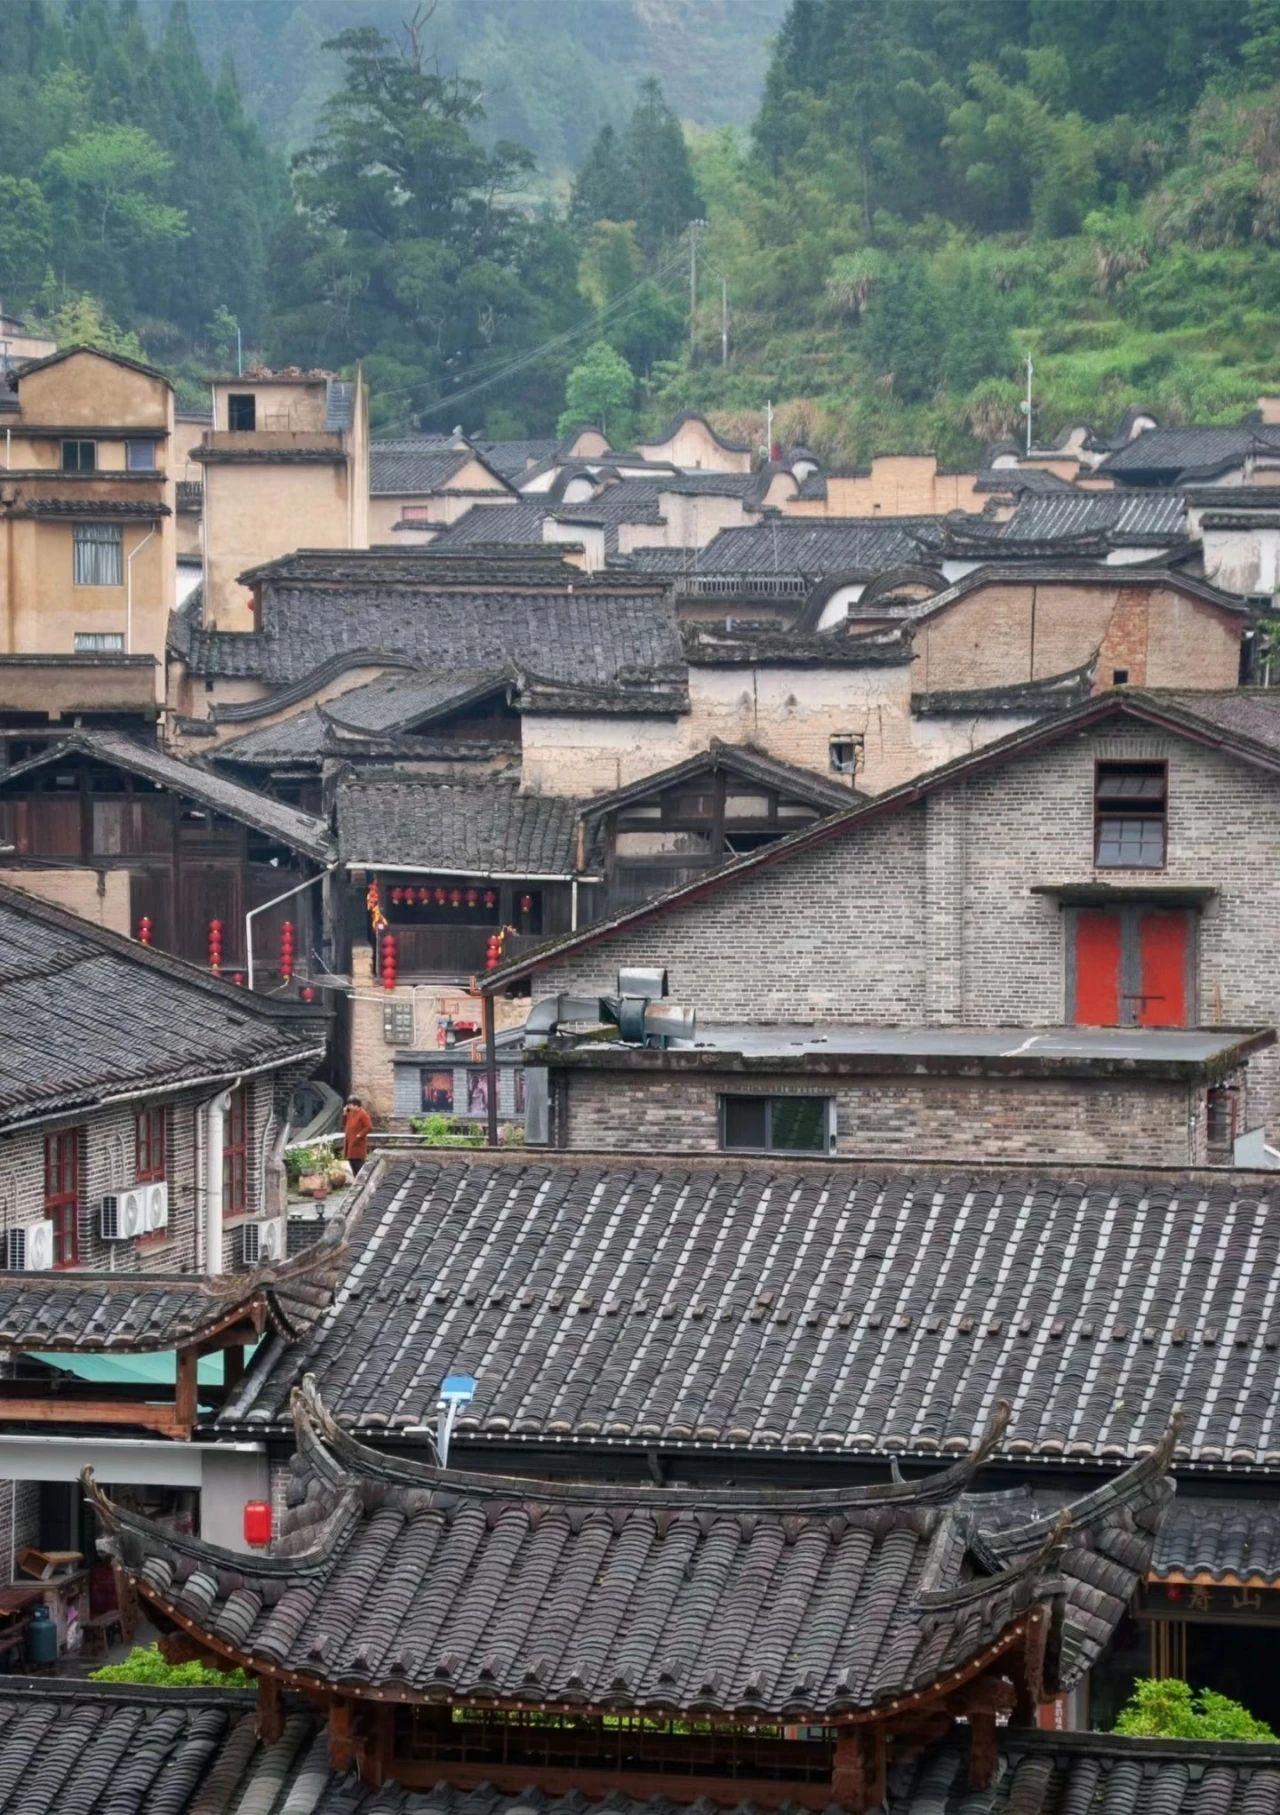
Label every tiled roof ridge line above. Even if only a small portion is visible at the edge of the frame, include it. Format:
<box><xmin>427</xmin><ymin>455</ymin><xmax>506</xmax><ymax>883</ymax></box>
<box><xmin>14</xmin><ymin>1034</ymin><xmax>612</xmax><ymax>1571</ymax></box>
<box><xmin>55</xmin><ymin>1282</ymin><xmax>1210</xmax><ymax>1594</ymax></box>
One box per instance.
<box><xmin>290</xmin><ymin>1374</ymin><xmax>1016</xmax><ymax>1512</ymax></box>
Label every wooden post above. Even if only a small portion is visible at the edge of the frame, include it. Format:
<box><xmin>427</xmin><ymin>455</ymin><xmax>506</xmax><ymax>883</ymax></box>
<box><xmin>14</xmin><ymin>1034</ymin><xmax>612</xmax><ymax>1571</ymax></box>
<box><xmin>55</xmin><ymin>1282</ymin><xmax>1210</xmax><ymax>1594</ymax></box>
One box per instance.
<box><xmin>969</xmin><ymin>1711</ymin><xmax>999</xmax><ymax>1790</ymax></box>
<box><xmin>223</xmin><ymin>1345</ymin><xmax>244</xmax><ymax>1393</ymax></box>
<box><xmin>364</xmin><ymin>1702</ymin><xmax>395</xmax><ymax>1787</ymax></box>
<box><xmin>257</xmin><ymin>1676</ymin><xmax>284</xmax><ymax>1744</ymax></box>
<box><xmin>483</xmin><ymin>989</ymin><xmax>499</xmax><ymax>1148</ymax></box>
<box><xmin>175</xmin><ymin>1347</ymin><xmax>198</xmax><ymax>1433</ymax></box>
<box><xmin>329</xmin><ymin>1697</ymin><xmax>355</xmax><ymax>1773</ymax></box>
<box><xmin>832</xmin><ymin>1728</ymin><xmax>867</xmax><ymax>1811</ymax></box>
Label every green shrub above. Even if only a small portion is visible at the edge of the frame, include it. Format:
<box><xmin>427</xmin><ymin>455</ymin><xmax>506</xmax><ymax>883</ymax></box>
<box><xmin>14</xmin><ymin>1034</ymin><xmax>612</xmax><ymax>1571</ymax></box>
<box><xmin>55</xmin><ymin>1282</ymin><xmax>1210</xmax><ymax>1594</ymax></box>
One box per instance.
<box><xmin>1112</xmin><ymin>1678</ymin><xmax>1276</xmax><ymax>1741</ymax></box>
<box><xmin>409</xmin><ymin>1113</ymin><xmax>486</xmax><ymax>1148</ymax></box>
<box><xmin>91</xmin><ymin>1643</ymin><xmax>253</xmax><ymax>1689</ymax></box>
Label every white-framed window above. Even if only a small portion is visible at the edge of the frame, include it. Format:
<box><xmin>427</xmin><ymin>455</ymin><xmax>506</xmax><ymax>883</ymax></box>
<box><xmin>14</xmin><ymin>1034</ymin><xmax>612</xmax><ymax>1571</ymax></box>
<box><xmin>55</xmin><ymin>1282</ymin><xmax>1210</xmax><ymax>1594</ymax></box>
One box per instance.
<box><xmin>73</xmin><ymin>523</ymin><xmax>123</xmax><ymax>587</ymax></box>
<box><xmin>126</xmin><ymin>439</ymin><xmax>157</xmax><ymax>471</ymax></box>
<box><xmin>74</xmin><ymin>631</ymin><xmax>125</xmax><ymax>653</ymax></box>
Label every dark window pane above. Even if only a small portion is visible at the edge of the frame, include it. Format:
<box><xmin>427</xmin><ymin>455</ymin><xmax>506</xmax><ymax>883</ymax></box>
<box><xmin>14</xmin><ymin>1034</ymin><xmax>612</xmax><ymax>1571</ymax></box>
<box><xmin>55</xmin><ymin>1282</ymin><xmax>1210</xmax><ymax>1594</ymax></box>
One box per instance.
<box><xmin>722</xmin><ymin>1097</ymin><xmax>768</xmax><ymax>1149</ymax></box>
<box><xmin>1097</xmin><ymin>816</ymin><xmax>1165</xmax><ymax>867</ymax></box>
<box><xmin>1096</xmin><ymin>764</ymin><xmax>1165</xmax><ymax>802</ymax></box>
<box><xmin>769</xmin><ymin>1097</ymin><xmax>827</xmax><ymax>1152</ymax></box>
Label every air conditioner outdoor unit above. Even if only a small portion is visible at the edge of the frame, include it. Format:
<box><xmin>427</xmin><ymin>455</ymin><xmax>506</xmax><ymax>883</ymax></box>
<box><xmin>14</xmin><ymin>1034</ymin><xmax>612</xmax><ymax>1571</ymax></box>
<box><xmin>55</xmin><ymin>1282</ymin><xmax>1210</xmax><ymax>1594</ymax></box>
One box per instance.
<box><xmin>101</xmin><ymin>1188</ymin><xmax>147</xmax><ymax>1241</ymax></box>
<box><xmin>240</xmin><ymin>1218</ymin><xmax>286</xmax><ymax>1267</ymax></box>
<box><xmin>143</xmin><ymin>1181</ymin><xmax>169</xmax><ymax>1233</ymax></box>
<box><xmin>2</xmin><ymin>1219</ymin><xmax>55</xmax><ymax>1272</ymax></box>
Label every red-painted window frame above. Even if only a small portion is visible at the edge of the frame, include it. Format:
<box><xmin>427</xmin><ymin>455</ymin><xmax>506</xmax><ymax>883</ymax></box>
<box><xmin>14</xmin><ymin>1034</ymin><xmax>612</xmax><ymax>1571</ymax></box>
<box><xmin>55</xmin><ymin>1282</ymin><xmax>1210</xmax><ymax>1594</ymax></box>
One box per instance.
<box><xmin>44</xmin><ymin>1128</ymin><xmax>82</xmax><ymax>1267</ymax></box>
<box><xmin>223</xmin><ymin>1086</ymin><xmax>249</xmax><ymax>1220</ymax></box>
<box><xmin>135</xmin><ymin>1107</ymin><xmax>166</xmax><ymax>1183</ymax></box>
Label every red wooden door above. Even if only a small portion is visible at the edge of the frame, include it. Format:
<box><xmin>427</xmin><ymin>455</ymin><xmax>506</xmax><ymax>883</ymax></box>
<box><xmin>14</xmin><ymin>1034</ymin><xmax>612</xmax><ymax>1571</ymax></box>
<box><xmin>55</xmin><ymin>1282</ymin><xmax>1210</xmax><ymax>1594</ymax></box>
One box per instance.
<box><xmin>1074</xmin><ymin>910</ymin><xmax>1123</xmax><ymax>1025</ymax></box>
<box><xmin>1137</xmin><ymin>911</ymin><xmax>1188</xmax><ymax>1027</ymax></box>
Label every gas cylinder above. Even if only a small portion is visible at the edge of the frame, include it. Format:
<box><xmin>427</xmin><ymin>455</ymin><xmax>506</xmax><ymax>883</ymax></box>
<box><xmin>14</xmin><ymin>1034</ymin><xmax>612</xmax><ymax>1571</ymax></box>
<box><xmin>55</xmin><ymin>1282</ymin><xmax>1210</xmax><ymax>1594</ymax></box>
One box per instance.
<box><xmin>27</xmin><ymin>1603</ymin><xmax>57</xmax><ymax>1667</ymax></box>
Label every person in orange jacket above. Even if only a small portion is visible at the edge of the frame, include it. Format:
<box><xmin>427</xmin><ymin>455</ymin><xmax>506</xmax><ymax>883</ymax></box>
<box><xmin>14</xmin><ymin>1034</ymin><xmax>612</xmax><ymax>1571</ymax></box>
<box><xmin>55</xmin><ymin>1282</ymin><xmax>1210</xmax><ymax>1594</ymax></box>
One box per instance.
<box><xmin>342</xmin><ymin>1095</ymin><xmax>373</xmax><ymax>1175</ymax></box>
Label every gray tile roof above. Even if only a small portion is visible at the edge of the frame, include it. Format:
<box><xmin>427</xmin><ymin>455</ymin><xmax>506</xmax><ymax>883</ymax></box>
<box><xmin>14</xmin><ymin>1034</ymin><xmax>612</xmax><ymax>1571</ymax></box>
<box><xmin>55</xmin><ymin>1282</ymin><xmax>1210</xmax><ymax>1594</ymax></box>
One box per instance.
<box><xmin>1146</xmin><ymin>690</ymin><xmax>1280</xmax><ymax>755</ymax></box>
<box><xmin>580</xmin><ymin>740</ymin><xmax>862</xmax><ymax>820</ymax></box>
<box><xmin>476</xmin><ymin>435</ymin><xmax>561</xmax><ymax>479</ymax></box>
<box><xmin>675</xmin><ymin>517</ymin><xmax>939</xmax><ymax>575</ymax></box>
<box><xmin>0</xmin><ymin>883</ymin><xmax>325</xmax><ymax>1129</ymax></box>
<box><xmin>190</xmin><ymin>577</ymin><xmax>686</xmax><ymax>701</ymax></box>
<box><xmin>1001</xmin><ymin>491</ymin><xmax>1188</xmax><ymax>542</ymax></box>
<box><xmin>0</xmin><ymin>1224</ymin><xmax>345</xmax><ymax>1349</ymax></box>
<box><xmin>420</xmin><ymin>501</ymin><xmax>551</xmax><ymax>544</ymax></box>
<box><xmin>1101</xmin><ymin>425</ymin><xmax>1280</xmax><ymax>476</ymax></box>
<box><xmin>1153</xmin><ymin>1496</ymin><xmax>1280</xmax><ymax>1583</ymax></box>
<box><xmin>336</xmin><ymin>774</ymin><xmax>581</xmax><ymax>873</ymax></box>
<box><xmin>0</xmin><ymin>728</ymin><xmax>333</xmax><ymax>859</ymax></box>
<box><xmin>0</xmin><ymin>1685</ymin><xmax>1275</xmax><ymax>1815</ymax></box>
<box><xmin>370</xmin><ymin>438</ymin><xmax>504</xmax><ymax>494</ymax></box>
<box><xmin>219</xmin><ymin>1157</ymin><xmax>1280</xmax><ymax>1468</ymax></box>
<box><xmin>101</xmin><ymin>1379</ymin><xmax>1168</xmax><ymax>1716</ymax></box>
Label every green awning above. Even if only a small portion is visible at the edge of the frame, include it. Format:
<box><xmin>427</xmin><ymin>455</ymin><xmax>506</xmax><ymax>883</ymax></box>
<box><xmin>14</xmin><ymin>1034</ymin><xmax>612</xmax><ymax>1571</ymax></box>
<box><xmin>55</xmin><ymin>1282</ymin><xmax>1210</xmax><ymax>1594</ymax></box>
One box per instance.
<box><xmin>26</xmin><ymin>1345</ymin><xmax>258</xmax><ymax>1389</ymax></box>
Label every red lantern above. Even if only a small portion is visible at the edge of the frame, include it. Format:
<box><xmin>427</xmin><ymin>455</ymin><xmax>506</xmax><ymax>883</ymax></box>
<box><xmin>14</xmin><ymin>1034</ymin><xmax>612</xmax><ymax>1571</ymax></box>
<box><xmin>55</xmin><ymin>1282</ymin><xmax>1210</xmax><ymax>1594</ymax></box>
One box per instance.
<box><xmin>208</xmin><ymin>918</ymin><xmax>223</xmax><ymax>974</ymax></box>
<box><xmin>483</xmin><ymin>889</ymin><xmax>496</xmax><ymax>910</ymax></box>
<box><xmin>230</xmin><ymin>971</ymin><xmax>246</xmax><ymax>987</ymax></box>
<box><xmin>381</xmin><ymin>931</ymin><xmax>397</xmax><ymax>992</ymax></box>
<box><xmin>434</xmin><ymin>886</ymin><xmax>446</xmax><ymax>906</ymax></box>
<box><xmin>449</xmin><ymin>888</ymin><xmax>462</xmax><ymax>909</ymax></box>
<box><xmin>137</xmin><ymin>915</ymin><xmax>153</xmax><ymax>946</ymax></box>
<box><xmin>519</xmin><ymin>894</ymin><xmax>534</xmax><ymax>913</ymax></box>
<box><xmin>280</xmin><ymin>919</ymin><xmax>296</xmax><ymax>984</ymax></box>
<box><xmin>243</xmin><ymin>1500</ymin><xmax>272</xmax><ymax>1546</ymax></box>
<box><xmin>485</xmin><ymin>934</ymin><xmax>502</xmax><ymax>972</ymax></box>
<box><xmin>415</xmin><ymin>887</ymin><xmax>429</xmax><ymax>905</ymax></box>
<box><xmin>465</xmin><ymin>887</ymin><xmax>478</xmax><ymax>909</ymax></box>
<box><xmin>299</xmin><ymin>984</ymin><xmax>317</xmax><ymax>1003</ymax></box>
<box><xmin>391</xmin><ymin>887</ymin><xmax>404</xmax><ymax>905</ymax></box>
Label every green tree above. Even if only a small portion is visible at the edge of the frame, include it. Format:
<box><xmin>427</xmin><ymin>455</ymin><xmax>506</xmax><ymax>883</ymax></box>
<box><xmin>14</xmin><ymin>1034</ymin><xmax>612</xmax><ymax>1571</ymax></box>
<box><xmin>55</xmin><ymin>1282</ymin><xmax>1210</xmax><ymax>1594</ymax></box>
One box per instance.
<box><xmin>92</xmin><ymin>1643</ymin><xmax>252</xmax><ymax>1689</ymax></box>
<box><xmin>559</xmin><ymin>338</ymin><xmax>635</xmax><ymax>436</ymax></box>
<box><xmin>41</xmin><ymin>291</ymin><xmax>147</xmax><ymax>361</ymax></box>
<box><xmin>943</xmin><ymin>270</ymin><xmax>1013</xmax><ymax>391</ymax></box>
<box><xmin>863</xmin><ymin>261</ymin><xmax>945</xmax><ymax>403</ymax></box>
<box><xmin>44</xmin><ymin>123</ymin><xmax>187</xmax><ymax>250</ymax></box>
<box><xmin>622</xmin><ymin>79</ymin><xmax>703</xmax><ymax>255</ymax></box>
<box><xmin>570</xmin><ymin>123</ymin><xmax>633</xmax><ymax>231</ymax></box>
<box><xmin>0</xmin><ymin>177</ymin><xmax>53</xmax><ymax>280</ymax></box>
<box><xmin>1113</xmin><ymin>1680</ymin><xmax>1276</xmax><ymax>1741</ymax></box>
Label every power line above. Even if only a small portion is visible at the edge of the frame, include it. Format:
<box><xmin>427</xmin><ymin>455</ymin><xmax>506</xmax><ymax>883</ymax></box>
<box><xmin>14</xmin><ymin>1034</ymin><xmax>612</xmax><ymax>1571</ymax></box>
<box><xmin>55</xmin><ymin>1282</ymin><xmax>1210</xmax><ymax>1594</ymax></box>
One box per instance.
<box><xmin>373</xmin><ymin>248</ymin><xmax>688</xmax><ymax>436</ymax></box>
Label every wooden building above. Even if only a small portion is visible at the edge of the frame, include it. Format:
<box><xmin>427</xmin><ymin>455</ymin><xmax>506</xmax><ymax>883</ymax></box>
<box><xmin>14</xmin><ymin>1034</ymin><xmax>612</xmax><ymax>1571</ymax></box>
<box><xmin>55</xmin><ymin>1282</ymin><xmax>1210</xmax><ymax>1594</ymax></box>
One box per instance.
<box><xmin>91</xmin><ymin>1375</ymin><xmax>1172</xmax><ymax>1808</ymax></box>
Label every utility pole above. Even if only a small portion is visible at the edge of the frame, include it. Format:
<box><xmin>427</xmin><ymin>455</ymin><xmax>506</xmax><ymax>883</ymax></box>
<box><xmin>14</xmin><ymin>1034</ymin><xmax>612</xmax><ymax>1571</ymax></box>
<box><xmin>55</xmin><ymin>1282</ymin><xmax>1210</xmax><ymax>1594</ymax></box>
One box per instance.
<box><xmin>721</xmin><ymin>274</ymin><xmax>728</xmax><ymax>367</ymax></box>
<box><xmin>688</xmin><ymin>219</ymin><xmax>706</xmax><ymax>360</ymax></box>
<box><xmin>1022</xmin><ymin>352</ymin><xmax>1034</xmax><ymax>458</ymax></box>
<box><xmin>766</xmin><ymin>397</ymin><xmax>773</xmax><ymax>460</ymax></box>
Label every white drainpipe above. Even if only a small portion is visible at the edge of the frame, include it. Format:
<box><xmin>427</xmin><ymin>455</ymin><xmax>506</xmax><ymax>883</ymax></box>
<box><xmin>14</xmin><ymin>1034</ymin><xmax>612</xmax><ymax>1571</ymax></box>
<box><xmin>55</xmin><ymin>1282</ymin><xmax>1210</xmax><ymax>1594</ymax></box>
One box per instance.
<box><xmin>204</xmin><ymin>1078</ymin><xmax>239</xmax><ymax>1276</ymax></box>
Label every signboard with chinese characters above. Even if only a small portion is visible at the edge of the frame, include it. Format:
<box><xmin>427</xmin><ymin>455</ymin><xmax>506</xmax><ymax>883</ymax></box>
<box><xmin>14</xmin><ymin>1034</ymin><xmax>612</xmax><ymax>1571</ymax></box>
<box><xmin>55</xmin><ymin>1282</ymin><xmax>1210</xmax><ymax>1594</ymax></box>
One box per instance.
<box><xmin>1145</xmin><ymin>1581</ymin><xmax>1279</xmax><ymax>1620</ymax></box>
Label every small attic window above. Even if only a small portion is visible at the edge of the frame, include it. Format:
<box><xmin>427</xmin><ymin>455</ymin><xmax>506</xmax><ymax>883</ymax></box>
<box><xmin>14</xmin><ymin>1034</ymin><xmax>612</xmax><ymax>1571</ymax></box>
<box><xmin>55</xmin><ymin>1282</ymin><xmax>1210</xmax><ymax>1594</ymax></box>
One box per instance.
<box><xmin>829</xmin><ymin>734</ymin><xmax>862</xmax><ymax>776</ymax></box>
<box><xmin>228</xmin><ymin>393</ymin><xmax>256</xmax><ymax>431</ymax></box>
<box><xmin>1095</xmin><ymin>761</ymin><xmax>1167</xmax><ymax>868</ymax></box>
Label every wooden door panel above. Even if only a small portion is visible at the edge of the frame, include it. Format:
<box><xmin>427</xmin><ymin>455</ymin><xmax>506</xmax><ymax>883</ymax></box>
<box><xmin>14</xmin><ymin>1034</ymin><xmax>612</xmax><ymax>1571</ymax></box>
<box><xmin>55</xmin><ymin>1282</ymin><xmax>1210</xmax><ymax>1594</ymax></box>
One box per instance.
<box><xmin>1074</xmin><ymin>910</ymin><xmax>1123</xmax><ymax>1026</ymax></box>
<box><xmin>177</xmin><ymin>864</ymin><xmax>244</xmax><ymax>967</ymax></box>
<box><xmin>1137</xmin><ymin>911</ymin><xmax>1188</xmax><ymax>1027</ymax></box>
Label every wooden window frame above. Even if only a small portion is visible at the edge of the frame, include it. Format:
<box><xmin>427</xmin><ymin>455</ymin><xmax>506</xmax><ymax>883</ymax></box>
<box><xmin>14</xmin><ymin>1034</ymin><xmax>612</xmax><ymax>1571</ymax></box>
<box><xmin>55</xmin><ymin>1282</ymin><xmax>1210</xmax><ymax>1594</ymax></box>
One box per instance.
<box><xmin>1094</xmin><ymin>759</ymin><xmax>1168</xmax><ymax>871</ymax></box>
<box><xmin>60</xmin><ymin>439</ymin><xmax>96</xmax><ymax>473</ymax></box>
<box><xmin>222</xmin><ymin>1085</ymin><xmax>249</xmax><ymax>1221</ymax></box>
<box><xmin>135</xmin><ymin>1107</ymin><xmax>167</xmax><ymax>1183</ymax></box>
<box><xmin>44</xmin><ymin>1128</ymin><xmax>82</xmax><ymax>1267</ymax></box>
<box><xmin>72</xmin><ymin>522</ymin><xmax>124</xmax><ymax>588</ymax></box>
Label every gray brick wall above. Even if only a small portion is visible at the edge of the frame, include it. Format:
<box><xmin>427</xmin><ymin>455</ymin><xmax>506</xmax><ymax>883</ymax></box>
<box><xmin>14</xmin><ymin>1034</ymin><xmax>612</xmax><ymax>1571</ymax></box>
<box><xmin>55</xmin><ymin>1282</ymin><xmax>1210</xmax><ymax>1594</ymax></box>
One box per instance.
<box><xmin>533</xmin><ymin>720</ymin><xmax>1280</xmax><ymax>1139</ymax></box>
<box><xmin>556</xmin><ymin>1067</ymin><xmax>1213</xmax><ymax>1167</ymax></box>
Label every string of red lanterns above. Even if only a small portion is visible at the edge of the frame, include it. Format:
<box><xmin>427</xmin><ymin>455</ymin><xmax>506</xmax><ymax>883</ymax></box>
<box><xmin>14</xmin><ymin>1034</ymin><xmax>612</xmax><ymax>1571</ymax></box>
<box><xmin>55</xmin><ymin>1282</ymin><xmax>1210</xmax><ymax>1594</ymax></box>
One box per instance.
<box><xmin>280</xmin><ymin>918</ymin><xmax>296</xmax><ymax>985</ymax></box>
<box><xmin>207</xmin><ymin>918</ymin><xmax>223</xmax><ymax>975</ymax></box>
<box><xmin>380</xmin><ymin>931</ymin><xmax>397</xmax><ymax>993</ymax></box>
<box><xmin>136</xmin><ymin>916</ymin><xmax>153</xmax><ymax>946</ymax></box>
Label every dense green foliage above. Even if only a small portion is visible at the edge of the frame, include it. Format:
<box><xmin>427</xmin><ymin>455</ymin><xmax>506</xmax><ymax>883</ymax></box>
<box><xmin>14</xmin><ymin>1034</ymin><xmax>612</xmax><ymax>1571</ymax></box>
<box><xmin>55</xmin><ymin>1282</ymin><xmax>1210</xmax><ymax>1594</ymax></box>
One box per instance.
<box><xmin>91</xmin><ymin>1643</ymin><xmax>253</xmax><ymax>1688</ymax></box>
<box><xmin>0</xmin><ymin>0</ymin><xmax>280</xmax><ymax>388</ymax></box>
<box><xmin>10</xmin><ymin>0</ymin><xmax>1280</xmax><ymax>455</ymax></box>
<box><xmin>1112</xmin><ymin>1678</ymin><xmax>1276</xmax><ymax>1741</ymax></box>
<box><xmin>624</xmin><ymin>0</ymin><xmax>1280</xmax><ymax>461</ymax></box>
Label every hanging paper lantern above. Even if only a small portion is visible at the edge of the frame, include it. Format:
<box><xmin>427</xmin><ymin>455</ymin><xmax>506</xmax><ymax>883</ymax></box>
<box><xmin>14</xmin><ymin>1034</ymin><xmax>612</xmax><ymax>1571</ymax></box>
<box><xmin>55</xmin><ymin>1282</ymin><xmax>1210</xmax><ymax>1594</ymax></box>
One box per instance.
<box><xmin>137</xmin><ymin>915</ymin><xmax>153</xmax><ymax>946</ymax></box>
<box><xmin>391</xmin><ymin>887</ymin><xmax>404</xmax><ymax>905</ymax></box>
<box><xmin>365</xmin><ymin>879</ymin><xmax>387</xmax><ymax>934</ymax></box>
<box><xmin>519</xmin><ymin>894</ymin><xmax>534</xmax><ymax>913</ymax></box>
<box><xmin>483</xmin><ymin>889</ymin><xmax>497</xmax><ymax>910</ymax></box>
<box><xmin>434</xmin><ymin>886</ymin><xmax>446</xmax><ymax>906</ymax></box>
<box><xmin>381</xmin><ymin>932</ymin><xmax>398</xmax><ymax>992</ymax></box>
<box><xmin>280</xmin><ymin>919</ymin><xmax>296</xmax><ymax>984</ymax></box>
<box><xmin>230</xmin><ymin>971</ymin><xmax>246</xmax><ymax>988</ymax></box>
<box><xmin>208</xmin><ymin>918</ymin><xmax>223</xmax><ymax>973</ymax></box>
<box><xmin>299</xmin><ymin>984</ymin><xmax>317</xmax><ymax>1003</ymax></box>
<box><xmin>465</xmin><ymin>887</ymin><xmax>478</xmax><ymax>908</ymax></box>
<box><xmin>449</xmin><ymin>888</ymin><xmax>462</xmax><ymax>908</ymax></box>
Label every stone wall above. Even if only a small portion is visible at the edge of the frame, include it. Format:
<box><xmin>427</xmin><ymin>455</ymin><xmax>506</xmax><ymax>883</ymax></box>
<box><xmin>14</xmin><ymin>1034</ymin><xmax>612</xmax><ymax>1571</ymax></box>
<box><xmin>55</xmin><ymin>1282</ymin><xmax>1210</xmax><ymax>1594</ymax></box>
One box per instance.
<box><xmin>553</xmin><ymin>1065</ymin><xmax>1215</xmax><ymax>1168</ymax></box>
<box><xmin>530</xmin><ymin>715</ymin><xmax>1280</xmax><ymax>1137</ymax></box>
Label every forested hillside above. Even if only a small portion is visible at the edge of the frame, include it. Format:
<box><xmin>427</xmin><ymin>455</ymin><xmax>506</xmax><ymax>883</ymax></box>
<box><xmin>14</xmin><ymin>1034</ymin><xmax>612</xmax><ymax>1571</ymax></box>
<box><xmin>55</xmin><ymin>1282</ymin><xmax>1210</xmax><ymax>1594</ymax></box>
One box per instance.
<box><xmin>643</xmin><ymin>0</ymin><xmax>1280</xmax><ymax>460</ymax></box>
<box><xmin>7</xmin><ymin>0</ymin><xmax>1280</xmax><ymax>455</ymax></box>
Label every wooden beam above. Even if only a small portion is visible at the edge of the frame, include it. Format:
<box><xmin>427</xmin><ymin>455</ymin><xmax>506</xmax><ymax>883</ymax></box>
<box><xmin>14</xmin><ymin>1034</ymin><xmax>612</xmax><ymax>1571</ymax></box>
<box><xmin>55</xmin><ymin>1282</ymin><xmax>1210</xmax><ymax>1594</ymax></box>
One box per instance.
<box><xmin>363</xmin><ymin>1703</ymin><xmax>394</xmax><ymax>1788</ymax></box>
<box><xmin>257</xmin><ymin>1676</ymin><xmax>284</xmax><ymax>1745</ymax></box>
<box><xmin>832</xmin><ymin>1729</ymin><xmax>867</xmax><ymax>1812</ymax></box>
<box><xmin>389</xmin><ymin>1757</ymin><xmax>835</xmax><ymax>1810</ymax></box>
<box><xmin>0</xmin><ymin>1398</ymin><xmax>186</xmax><ymax>1438</ymax></box>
